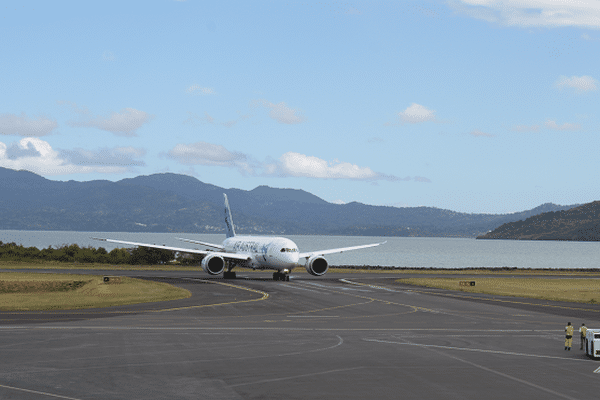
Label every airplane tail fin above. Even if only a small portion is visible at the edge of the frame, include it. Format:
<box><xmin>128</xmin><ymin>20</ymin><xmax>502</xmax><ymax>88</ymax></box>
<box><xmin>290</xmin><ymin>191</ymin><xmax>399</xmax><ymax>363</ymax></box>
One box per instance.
<box><xmin>223</xmin><ymin>193</ymin><xmax>236</xmax><ymax>238</ymax></box>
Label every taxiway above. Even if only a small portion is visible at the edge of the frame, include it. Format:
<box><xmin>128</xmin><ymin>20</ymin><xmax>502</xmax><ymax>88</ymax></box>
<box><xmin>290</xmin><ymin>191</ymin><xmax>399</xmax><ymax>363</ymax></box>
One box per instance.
<box><xmin>1</xmin><ymin>270</ymin><xmax>599</xmax><ymax>399</ymax></box>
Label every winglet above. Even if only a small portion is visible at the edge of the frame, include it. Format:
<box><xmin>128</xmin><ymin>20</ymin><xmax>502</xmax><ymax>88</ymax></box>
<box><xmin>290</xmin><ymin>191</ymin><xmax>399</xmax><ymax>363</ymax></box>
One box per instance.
<box><xmin>224</xmin><ymin>193</ymin><xmax>236</xmax><ymax>238</ymax></box>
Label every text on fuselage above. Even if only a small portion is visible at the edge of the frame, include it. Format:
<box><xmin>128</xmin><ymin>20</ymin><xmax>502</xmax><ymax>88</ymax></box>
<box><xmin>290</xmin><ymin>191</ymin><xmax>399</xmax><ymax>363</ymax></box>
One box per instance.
<box><xmin>233</xmin><ymin>241</ymin><xmax>268</xmax><ymax>254</ymax></box>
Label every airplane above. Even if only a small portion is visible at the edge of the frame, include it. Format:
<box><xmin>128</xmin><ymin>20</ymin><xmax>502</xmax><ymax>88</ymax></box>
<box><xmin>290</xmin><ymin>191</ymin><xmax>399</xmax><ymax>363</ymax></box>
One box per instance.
<box><xmin>94</xmin><ymin>194</ymin><xmax>385</xmax><ymax>281</ymax></box>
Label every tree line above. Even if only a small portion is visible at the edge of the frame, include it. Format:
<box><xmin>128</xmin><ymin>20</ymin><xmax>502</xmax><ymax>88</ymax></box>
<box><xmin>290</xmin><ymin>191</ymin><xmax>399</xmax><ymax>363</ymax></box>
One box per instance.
<box><xmin>0</xmin><ymin>241</ymin><xmax>205</xmax><ymax>265</ymax></box>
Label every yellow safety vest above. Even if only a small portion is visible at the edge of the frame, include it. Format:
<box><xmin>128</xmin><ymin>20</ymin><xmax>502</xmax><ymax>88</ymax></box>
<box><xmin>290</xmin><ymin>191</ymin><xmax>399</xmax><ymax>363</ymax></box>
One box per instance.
<box><xmin>565</xmin><ymin>325</ymin><xmax>574</xmax><ymax>338</ymax></box>
<box><xmin>580</xmin><ymin>326</ymin><xmax>587</xmax><ymax>337</ymax></box>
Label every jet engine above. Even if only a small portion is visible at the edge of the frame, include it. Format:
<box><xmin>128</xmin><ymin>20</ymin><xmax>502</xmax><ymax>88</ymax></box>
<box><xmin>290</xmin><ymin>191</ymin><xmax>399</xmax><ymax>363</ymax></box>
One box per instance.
<box><xmin>201</xmin><ymin>254</ymin><xmax>226</xmax><ymax>275</ymax></box>
<box><xmin>305</xmin><ymin>255</ymin><xmax>328</xmax><ymax>276</ymax></box>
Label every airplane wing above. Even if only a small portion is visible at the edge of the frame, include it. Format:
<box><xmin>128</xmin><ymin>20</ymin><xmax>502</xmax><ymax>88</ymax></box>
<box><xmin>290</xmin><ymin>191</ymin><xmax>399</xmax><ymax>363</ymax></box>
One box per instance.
<box><xmin>91</xmin><ymin>238</ymin><xmax>251</xmax><ymax>261</ymax></box>
<box><xmin>176</xmin><ymin>238</ymin><xmax>225</xmax><ymax>251</ymax></box>
<box><xmin>298</xmin><ymin>241</ymin><xmax>386</xmax><ymax>259</ymax></box>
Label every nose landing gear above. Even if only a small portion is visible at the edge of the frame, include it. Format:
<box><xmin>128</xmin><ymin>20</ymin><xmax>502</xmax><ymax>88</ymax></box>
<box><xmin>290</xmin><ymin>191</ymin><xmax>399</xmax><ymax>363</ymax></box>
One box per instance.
<box><xmin>273</xmin><ymin>272</ymin><xmax>290</xmax><ymax>281</ymax></box>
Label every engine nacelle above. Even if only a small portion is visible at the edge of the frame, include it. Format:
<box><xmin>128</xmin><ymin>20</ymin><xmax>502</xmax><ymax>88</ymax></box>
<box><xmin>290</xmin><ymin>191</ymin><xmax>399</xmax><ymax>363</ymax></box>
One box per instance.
<box><xmin>305</xmin><ymin>255</ymin><xmax>329</xmax><ymax>276</ymax></box>
<box><xmin>201</xmin><ymin>254</ymin><xmax>226</xmax><ymax>275</ymax></box>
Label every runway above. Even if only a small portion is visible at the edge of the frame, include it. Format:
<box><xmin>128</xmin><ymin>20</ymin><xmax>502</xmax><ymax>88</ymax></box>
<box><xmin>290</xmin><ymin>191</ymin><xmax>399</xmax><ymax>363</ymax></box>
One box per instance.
<box><xmin>1</xmin><ymin>270</ymin><xmax>599</xmax><ymax>399</ymax></box>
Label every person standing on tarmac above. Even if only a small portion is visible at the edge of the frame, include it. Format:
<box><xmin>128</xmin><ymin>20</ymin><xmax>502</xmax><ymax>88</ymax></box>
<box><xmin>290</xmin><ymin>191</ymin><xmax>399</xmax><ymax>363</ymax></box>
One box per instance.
<box><xmin>580</xmin><ymin>323</ymin><xmax>587</xmax><ymax>350</ymax></box>
<box><xmin>565</xmin><ymin>322</ymin><xmax>574</xmax><ymax>351</ymax></box>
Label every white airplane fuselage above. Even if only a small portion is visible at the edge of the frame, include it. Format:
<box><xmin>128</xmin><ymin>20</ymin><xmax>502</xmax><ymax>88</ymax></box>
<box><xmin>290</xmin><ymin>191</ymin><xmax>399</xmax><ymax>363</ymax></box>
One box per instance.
<box><xmin>222</xmin><ymin>236</ymin><xmax>299</xmax><ymax>270</ymax></box>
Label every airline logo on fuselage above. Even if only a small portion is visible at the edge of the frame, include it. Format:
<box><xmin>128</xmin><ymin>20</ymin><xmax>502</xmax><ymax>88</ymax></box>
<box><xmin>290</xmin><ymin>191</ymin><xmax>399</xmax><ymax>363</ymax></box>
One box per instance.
<box><xmin>233</xmin><ymin>241</ymin><xmax>268</xmax><ymax>254</ymax></box>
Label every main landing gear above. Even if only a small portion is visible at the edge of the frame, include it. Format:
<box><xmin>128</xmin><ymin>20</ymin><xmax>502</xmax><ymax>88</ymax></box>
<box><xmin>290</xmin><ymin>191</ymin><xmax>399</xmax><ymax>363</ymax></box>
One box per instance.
<box><xmin>273</xmin><ymin>272</ymin><xmax>289</xmax><ymax>281</ymax></box>
<box><xmin>223</xmin><ymin>271</ymin><xmax>237</xmax><ymax>279</ymax></box>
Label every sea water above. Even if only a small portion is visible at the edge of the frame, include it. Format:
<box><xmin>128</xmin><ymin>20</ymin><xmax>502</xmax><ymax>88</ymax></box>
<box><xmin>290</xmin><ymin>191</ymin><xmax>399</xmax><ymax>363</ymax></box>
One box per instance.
<box><xmin>0</xmin><ymin>230</ymin><xmax>597</xmax><ymax>269</ymax></box>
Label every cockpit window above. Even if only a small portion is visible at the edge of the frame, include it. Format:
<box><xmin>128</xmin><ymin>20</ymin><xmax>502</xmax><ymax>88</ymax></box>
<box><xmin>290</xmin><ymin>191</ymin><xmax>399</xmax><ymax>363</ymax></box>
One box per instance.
<box><xmin>280</xmin><ymin>248</ymin><xmax>298</xmax><ymax>252</ymax></box>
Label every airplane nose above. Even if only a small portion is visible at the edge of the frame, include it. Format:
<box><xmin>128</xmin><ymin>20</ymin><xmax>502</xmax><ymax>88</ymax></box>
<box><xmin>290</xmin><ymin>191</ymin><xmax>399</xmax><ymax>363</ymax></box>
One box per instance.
<box><xmin>290</xmin><ymin>252</ymin><xmax>299</xmax><ymax>264</ymax></box>
<box><xmin>284</xmin><ymin>252</ymin><xmax>298</xmax><ymax>266</ymax></box>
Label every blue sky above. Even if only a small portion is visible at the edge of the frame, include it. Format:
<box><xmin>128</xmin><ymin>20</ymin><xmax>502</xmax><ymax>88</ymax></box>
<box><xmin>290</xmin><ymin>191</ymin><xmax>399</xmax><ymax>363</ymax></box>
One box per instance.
<box><xmin>1</xmin><ymin>0</ymin><xmax>598</xmax><ymax>213</ymax></box>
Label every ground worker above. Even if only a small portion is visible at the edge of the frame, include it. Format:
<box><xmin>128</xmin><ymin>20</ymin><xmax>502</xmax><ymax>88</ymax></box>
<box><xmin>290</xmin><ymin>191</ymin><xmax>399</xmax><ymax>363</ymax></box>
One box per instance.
<box><xmin>580</xmin><ymin>323</ymin><xmax>587</xmax><ymax>350</ymax></box>
<box><xmin>565</xmin><ymin>322</ymin><xmax>574</xmax><ymax>350</ymax></box>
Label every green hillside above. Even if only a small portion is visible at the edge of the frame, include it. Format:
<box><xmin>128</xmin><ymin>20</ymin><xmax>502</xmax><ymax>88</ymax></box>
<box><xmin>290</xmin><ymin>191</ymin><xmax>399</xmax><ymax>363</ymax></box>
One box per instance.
<box><xmin>477</xmin><ymin>201</ymin><xmax>600</xmax><ymax>241</ymax></box>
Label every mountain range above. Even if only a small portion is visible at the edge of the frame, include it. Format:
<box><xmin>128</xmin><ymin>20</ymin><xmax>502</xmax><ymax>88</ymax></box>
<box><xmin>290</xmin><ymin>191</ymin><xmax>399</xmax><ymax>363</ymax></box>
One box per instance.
<box><xmin>0</xmin><ymin>167</ymin><xmax>582</xmax><ymax>237</ymax></box>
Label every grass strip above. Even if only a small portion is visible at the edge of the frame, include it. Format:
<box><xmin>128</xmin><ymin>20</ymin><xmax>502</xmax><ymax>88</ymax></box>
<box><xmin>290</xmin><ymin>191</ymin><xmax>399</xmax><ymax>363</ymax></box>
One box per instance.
<box><xmin>397</xmin><ymin>277</ymin><xmax>600</xmax><ymax>304</ymax></box>
<box><xmin>0</xmin><ymin>280</ymin><xmax>87</xmax><ymax>293</ymax></box>
<box><xmin>0</xmin><ymin>272</ymin><xmax>191</xmax><ymax>311</ymax></box>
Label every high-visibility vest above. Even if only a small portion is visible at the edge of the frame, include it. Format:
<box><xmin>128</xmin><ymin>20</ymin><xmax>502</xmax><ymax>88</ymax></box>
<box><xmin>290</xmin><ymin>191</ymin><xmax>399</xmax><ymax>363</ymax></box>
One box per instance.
<box><xmin>580</xmin><ymin>326</ymin><xmax>587</xmax><ymax>337</ymax></box>
<box><xmin>566</xmin><ymin>325</ymin><xmax>574</xmax><ymax>338</ymax></box>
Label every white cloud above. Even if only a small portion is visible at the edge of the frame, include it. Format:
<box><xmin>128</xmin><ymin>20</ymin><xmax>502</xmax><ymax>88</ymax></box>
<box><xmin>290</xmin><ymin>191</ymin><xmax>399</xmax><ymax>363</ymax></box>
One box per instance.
<box><xmin>165</xmin><ymin>143</ymin><xmax>419</xmax><ymax>182</ymax></box>
<box><xmin>264</xmin><ymin>152</ymin><xmax>409</xmax><ymax>181</ymax></box>
<box><xmin>545</xmin><ymin>119</ymin><xmax>580</xmax><ymax>131</ymax></box>
<box><xmin>555</xmin><ymin>75</ymin><xmax>598</xmax><ymax>92</ymax></box>
<box><xmin>59</xmin><ymin>146</ymin><xmax>146</xmax><ymax>168</ymax></box>
<box><xmin>268</xmin><ymin>103</ymin><xmax>304</xmax><ymax>124</ymax></box>
<box><xmin>0</xmin><ymin>113</ymin><xmax>58</xmax><ymax>136</ymax></box>
<box><xmin>0</xmin><ymin>138</ymin><xmax>141</xmax><ymax>175</ymax></box>
<box><xmin>452</xmin><ymin>0</ymin><xmax>600</xmax><ymax>29</ymax></box>
<box><xmin>398</xmin><ymin>103</ymin><xmax>437</xmax><ymax>124</ymax></box>
<box><xmin>166</xmin><ymin>142</ymin><xmax>255</xmax><ymax>174</ymax></box>
<box><xmin>251</xmin><ymin>99</ymin><xmax>306</xmax><ymax>124</ymax></box>
<box><xmin>167</xmin><ymin>142</ymin><xmax>244</xmax><ymax>165</ymax></box>
<box><xmin>186</xmin><ymin>85</ymin><xmax>216</xmax><ymax>95</ymax></box>
<box><xmin>66</xmin><ymin>106</ymin><xmax>154</xmax><ymax>136</ymax></box>
<box><xmin>278</xmin><ymin>152</ymin><xmax>379</xmax><ymax>179</ymax></box>
<box><xmin>581</xmin><ymin>33</ymin><xmax>600</xmax><ymax>41</ymax></box>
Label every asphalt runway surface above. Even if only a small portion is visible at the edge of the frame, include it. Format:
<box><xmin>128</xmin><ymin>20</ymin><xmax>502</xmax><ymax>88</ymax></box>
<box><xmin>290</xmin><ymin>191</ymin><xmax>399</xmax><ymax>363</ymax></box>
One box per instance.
<box><xmin>2</xmin><ymin>270</ymin><xmax>600</xmax><ymax>399</ymax></box>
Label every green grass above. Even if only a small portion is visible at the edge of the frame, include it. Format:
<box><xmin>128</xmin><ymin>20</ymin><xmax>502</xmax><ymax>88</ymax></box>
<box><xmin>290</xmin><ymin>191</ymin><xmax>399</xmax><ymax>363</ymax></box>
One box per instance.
<box><xmin>0</xmin><ymin>272</ymin><xmax>191</xmax><ymax>310</ymax></box>
<box><xmin>397</xmin><ymin>277</ymin><xmax>600</xmax><ymax>304</ymax></box>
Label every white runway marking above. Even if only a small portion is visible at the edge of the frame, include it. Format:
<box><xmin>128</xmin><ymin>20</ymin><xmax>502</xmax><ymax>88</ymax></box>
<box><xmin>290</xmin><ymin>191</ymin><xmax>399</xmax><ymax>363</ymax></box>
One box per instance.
<box><xmin>363</xmin><ymin>338</ymin><xmax>595</xmax><ymax>363</ymax></box>
<box><xmin>18</xmin><ymin>335</ymin><xmax>346</xmax><ymax>373</ymax></box>
<box><xmin>394</xmin><ymin>334</ymin><xmax>552</xmax><ymax>338</ymax></box>
<box><xmin>302</xmin><ymin>281</ymin><xmax>372</xmax><ymax>292</ymax></box>
<box><xmin>0</xmin><ymin>383</ymin><xmax>83</xmax><ymax>400</ymax></box>
<box><xmin>432</xmin><ymin>347</ymin><xmax>581</xmax><ymax>400</ymax></box>
<box><xmin>340</xmin><ymin>279</ymin><xmax>400</xmax><ymax>292</ymax></box>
